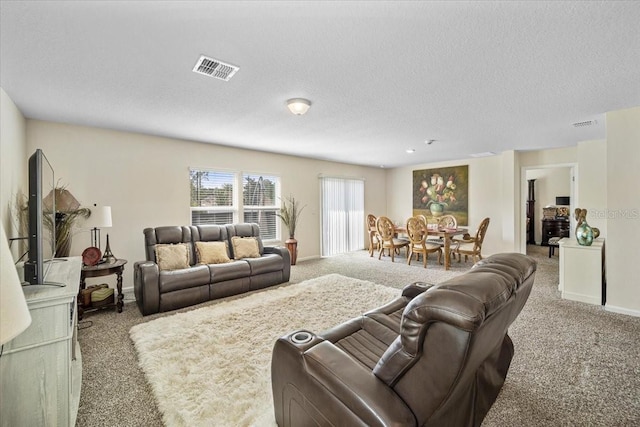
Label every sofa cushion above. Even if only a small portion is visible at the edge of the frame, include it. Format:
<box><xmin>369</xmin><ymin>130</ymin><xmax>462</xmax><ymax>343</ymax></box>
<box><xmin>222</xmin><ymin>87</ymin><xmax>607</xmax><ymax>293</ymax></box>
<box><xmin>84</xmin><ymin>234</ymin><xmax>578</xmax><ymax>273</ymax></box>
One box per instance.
<box><xmin>209</xmin><ymin>260</ymin><xmax>251</xmax><ymax>282</ymax></box>
<box><xmin>195</xmin><ymin>241</ymin><xmax>231</xmax><ymax>264</ymax></box>
<box><xmin>159</xmin><ymin>264</ymin><xmax>210</xmax><ymax>293</ymax></box>
<box><xmin>225</xmin><ymin>223</ymin><xmax>265</xmax><ymax>257</ymax></box>
<box><xmin>244</xmin><ymin>253</ymin><xmax>284</xmax><ymax>275</ymax></box>
<box><xmin>231</xmin><ymin>236</ymin><xmax>261</xmax><ymax>259</ymax></box>
<box><xmin>155</xmin><ymin>243</ymin><xmax>190</xmax><ymax>271</ymax></box>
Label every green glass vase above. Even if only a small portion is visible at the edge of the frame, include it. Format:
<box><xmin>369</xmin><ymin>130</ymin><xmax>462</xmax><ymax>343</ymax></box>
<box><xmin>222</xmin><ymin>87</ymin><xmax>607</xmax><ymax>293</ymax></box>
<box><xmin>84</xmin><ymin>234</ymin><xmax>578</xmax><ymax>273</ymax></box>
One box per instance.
<box><xmin>576</xmin><ymin>221</ymin><xmax>594</xmax><ymax>246</ymax></box>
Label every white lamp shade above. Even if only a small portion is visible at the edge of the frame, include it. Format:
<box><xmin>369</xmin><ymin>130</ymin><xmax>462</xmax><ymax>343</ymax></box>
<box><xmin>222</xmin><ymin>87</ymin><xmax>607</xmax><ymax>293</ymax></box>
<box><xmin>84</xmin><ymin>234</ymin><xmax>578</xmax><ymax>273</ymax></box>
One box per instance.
<box><xmin>287</xmin><ymin>98</ymin><xmax>311</xmax><ymax>115</ymax></box>
<box><xmin>84</xmin><ymin>206</ymin><xmax>112</xmax><ymax>228</ymax></box>
<box><xmin>1</xmin><ymin>223</ymin><xmax>32</xmax><ymax>345</ymax></box>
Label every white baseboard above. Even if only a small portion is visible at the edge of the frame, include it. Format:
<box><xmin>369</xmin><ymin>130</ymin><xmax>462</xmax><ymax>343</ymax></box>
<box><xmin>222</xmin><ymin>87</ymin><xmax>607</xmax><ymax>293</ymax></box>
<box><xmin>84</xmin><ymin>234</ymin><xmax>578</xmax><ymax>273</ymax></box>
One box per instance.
<box><xmin>561</xmin><ymin>291</ymin><xmax>600</xmax><ymax>306</ymax></box>
<box><xmin>295</xmin><ymin>255</ymin><xmax>321</xmax><ymax>263</ymax></box>
<box><xmin>605</xmin><ymin>304</ymin><xmax>640</xmax><ymax>318</ymax></box>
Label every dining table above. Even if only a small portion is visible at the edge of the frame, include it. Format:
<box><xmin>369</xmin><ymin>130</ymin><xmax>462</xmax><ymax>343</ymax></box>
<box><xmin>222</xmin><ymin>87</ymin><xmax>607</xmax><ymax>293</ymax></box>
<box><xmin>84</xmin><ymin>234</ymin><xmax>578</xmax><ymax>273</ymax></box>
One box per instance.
<box><xmin>394</xmin><ymin>225</ymin><xmax>468</xmax><ymax>270</ymax></box>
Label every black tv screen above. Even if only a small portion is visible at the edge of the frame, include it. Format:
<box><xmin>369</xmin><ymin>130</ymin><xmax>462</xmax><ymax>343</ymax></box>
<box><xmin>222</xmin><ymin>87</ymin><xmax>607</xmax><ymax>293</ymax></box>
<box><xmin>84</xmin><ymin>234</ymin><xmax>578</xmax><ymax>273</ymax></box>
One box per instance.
<box><xmin>24</xmin><ymin>149</ymin><xmax>56</xmax><ymax>285</ymax></box>
<box><xmin>556</xmin><ymin>196</ymin><xmax>570</xmax><ymax>206</ymax></box>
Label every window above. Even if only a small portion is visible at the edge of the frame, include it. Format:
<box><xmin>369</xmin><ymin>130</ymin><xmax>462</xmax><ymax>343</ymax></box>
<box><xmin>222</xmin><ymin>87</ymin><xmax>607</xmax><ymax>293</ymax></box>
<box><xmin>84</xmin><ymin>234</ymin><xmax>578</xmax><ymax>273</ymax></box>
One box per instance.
<box><xmin>190</xmin><ymin>169</ymin><xmax>280</xmax><ymax>240</ymax></box>
<box><xmin>242</xmin><ymin>173</ymin><xmax>279</xmax><ymax>240</ymax></box>
<box><xmin>190</xmin><ymin>170</ymin><xmax>236</xmax><ymax>225</ymax></box>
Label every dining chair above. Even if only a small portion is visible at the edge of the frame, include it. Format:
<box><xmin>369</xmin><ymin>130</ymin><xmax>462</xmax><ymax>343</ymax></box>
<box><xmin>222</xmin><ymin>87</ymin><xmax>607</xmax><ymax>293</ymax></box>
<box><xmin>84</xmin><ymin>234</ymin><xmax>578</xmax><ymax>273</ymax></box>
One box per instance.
<box><xmin>426</xmin><ymin>214</ymin><xmax>458</xmax><ymax>246</ymax></box>
<box><xmin>366</xmin><ymin>214</ymin><xmax>381</xmax><ymax>257</ymax></box>
<box><xmin>375</xmin><ymin>216</ymin><xmax>409</xmax><ymax>262</ymax></box>
<box><xmin>416</xmin><ymin>214</ymin><xmax>428</xmax><ymax>225</ymax></box>
<box><xmin>405</xmin><ymin>216</ymin><xmax>442</xmax><ymax>268</ymax></box>
<box><xmin>452</xmin><ymin>217</ymin><xmax>490</xmax><ymax>264</ymax></box>
<box><xmin>438</xmin><ymin>215</ymin><xmax>457</xmax><ymax>229</ymax></box>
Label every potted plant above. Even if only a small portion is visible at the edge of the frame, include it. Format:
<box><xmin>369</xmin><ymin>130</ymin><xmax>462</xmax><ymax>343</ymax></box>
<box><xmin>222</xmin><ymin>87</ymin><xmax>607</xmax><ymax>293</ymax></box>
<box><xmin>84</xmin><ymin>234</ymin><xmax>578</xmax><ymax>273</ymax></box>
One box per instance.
<box><xmin>275</xmin><ymin>194</ymin><xmax>305</xmax><ymax>265</ymax></box>
<box><xmin>14</xmin><ymin>186</ymin><xmax>90</xmax><ymax>258</ymax></box>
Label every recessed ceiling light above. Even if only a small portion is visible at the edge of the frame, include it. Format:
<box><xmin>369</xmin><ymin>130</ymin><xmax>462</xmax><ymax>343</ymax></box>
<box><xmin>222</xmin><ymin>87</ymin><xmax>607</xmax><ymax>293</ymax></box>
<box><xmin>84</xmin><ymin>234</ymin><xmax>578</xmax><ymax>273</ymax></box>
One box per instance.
<box><xmin>406</xmin><ymin>148</ymin><xmax>416</xmax><ymax>154</ymax></box>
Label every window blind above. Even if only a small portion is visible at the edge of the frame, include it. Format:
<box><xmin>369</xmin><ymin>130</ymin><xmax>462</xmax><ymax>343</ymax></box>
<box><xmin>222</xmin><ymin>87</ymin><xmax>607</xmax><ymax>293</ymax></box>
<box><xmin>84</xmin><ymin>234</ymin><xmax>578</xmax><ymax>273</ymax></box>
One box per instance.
<box><xmin>190</xmin><ymin>170</ymin><xmax>236</xmax><ymax>225</ymax></box>
<box><xmin>242</xmin><ymin>174</ymin><xmax>279</xmax><ymax>240</ymax></box>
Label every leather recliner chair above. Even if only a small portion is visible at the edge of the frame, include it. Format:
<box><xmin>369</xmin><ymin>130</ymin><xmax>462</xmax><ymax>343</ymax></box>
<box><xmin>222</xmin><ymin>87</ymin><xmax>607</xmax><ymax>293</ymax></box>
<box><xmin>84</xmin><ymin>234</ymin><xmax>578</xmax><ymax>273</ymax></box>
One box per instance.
<box><xmin>271</xmin><ymin>253</ymin><xmax>536</xmax><ymax>426</ymax></box>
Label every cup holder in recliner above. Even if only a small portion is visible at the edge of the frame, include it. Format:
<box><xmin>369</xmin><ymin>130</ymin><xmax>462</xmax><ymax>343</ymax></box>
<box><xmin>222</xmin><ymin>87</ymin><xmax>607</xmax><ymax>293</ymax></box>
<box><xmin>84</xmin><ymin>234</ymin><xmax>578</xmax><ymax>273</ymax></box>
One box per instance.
<box><xmin>290</xmin><ymin>331</ymin><xmax>313</xmax><ymax>345</ymax></box>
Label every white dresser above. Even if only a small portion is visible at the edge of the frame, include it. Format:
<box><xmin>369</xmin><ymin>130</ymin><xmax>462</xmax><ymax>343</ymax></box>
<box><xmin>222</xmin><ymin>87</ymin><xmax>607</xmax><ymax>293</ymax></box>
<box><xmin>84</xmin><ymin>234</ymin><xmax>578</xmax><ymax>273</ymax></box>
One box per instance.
<box><xmin>559</xmin><ymin>238</ymin><xmax>606</xmax><ymax>305</ymax></box>
<box><xmin>0</xmin><ymin>257</ymin><xmax>82</xmax><ymax>427</ymax></box>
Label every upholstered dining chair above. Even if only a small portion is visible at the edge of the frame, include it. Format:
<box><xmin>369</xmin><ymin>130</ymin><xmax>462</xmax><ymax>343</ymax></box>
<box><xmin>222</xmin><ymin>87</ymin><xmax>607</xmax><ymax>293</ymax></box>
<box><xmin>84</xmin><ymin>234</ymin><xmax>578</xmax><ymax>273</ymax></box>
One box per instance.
<box><xmin>426</xmin><ymin>214</ymin><xmax>458</xmax><ymax>246</ymax></box>
<box><xmin>375</xmin><ymin>216</ymin><xmax>409</xmax><ymax>262</ymax></box>
<box><xmin>367</xmin><ymin>214</ymin><xmax>381</xmax><ymax>257</ymax></box>
<box><xmin>406</xmin><ymin>216</ymin><xmax>442</xmax><ymax>268</ymax></box>
<box><xmin>438</xmin><ymin>214</ymin><xmax>457</xmax><ymax>229</ymax></box>
<box><xmin>452</xmin><ymin>217</ymin><xmax>490</xmax><ymax>263</ymax></box>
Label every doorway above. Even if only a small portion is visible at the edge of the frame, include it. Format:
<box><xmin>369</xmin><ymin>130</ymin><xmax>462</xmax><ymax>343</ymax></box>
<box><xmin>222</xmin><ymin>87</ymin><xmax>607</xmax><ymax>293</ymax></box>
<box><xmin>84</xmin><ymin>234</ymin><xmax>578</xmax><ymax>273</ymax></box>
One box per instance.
<box><xmin>520</xmin><ymin>164</ymin><xmax>576</xmax><ymax>254</ymax></box>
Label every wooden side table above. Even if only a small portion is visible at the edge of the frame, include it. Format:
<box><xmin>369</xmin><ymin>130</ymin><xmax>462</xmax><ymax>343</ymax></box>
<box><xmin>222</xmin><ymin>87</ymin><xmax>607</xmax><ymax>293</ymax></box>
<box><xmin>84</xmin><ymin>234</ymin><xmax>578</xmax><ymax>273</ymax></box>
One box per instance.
<box><xmin>80</xmin><ymin>259</ymin><xmax>127</xmax><ymax>317</ymax></box>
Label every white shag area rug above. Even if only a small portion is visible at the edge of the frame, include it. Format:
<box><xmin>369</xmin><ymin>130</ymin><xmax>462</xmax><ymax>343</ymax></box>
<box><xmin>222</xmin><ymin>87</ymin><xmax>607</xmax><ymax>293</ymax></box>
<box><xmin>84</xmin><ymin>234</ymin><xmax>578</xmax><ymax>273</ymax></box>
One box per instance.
<box><xmin>129</xmin><ymin>274</ymin><xmax>400</xmax><ymax>427</ymax></box>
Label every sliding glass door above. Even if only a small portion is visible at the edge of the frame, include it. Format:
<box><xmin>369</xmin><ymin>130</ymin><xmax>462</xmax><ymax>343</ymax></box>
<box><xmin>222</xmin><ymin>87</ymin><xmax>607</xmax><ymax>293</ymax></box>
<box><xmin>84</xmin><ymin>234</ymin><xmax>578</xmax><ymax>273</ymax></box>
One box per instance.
<box><xmin>320</xmin><ymin>177</ymin><xmax>364</xmax><ymax>256</ymax></box>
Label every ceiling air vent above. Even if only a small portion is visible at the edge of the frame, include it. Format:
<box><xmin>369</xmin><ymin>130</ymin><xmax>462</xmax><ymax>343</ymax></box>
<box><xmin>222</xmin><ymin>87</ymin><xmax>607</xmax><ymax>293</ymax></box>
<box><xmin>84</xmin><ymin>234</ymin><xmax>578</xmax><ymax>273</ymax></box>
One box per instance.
<box><xmin>192</xmin><ymin>55</ymin><xmax>239</xmax><ymax>82</ymax></box>
<box><xmin>572</xmin><ymin>120</ymin><xmax>597</xmax><ymax>128</ymax></box>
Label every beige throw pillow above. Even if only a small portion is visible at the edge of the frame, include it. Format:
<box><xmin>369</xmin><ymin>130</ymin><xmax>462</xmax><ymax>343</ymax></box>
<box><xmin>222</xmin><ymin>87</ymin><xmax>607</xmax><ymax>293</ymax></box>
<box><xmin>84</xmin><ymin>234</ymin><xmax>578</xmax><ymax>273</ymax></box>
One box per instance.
<box><xmin>195</xmin><ymin>241</ymin><xmax>231</xmax><ymax>264</ymax></box>
<box><xmin>155</xmin><ymin>243</ymin><xmax>190</xmax><ymax>271</ymax></box>
<box><xmin>231</xmin><ymin>236</ymin><xmax>260</xmax><ymax>259</ymax></box>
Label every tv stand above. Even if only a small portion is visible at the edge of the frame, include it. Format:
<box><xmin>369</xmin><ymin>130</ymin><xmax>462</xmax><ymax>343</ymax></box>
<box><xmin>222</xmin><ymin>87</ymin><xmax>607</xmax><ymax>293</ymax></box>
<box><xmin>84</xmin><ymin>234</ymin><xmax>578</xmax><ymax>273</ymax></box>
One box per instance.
<box><xmin>1</xmin><ymin>257</ymin><xmax>82</xmax><ymax>427</ymax></box>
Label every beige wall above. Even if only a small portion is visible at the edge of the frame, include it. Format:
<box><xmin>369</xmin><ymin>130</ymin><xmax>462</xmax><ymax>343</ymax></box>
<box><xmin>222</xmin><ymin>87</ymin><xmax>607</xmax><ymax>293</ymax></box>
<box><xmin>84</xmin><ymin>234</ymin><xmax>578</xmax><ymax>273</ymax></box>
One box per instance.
<box><xmin>0</xmin><ymin>88</ymin><xmax>27</xmax><ymax>259</ymax></box>
<box><xmin>25</xmin><ymin>120</ymin><xmax>387</xmax><ymax>290</ymax></box>
<box><xmin>577</xmin><ymin>139</ymin><xmax>607</xmax><ymax>236</ymax></box>
<box><xmin>606</xmin><ymin>106</ymin><xmax>640</xmax><ymax>316</ymax></box>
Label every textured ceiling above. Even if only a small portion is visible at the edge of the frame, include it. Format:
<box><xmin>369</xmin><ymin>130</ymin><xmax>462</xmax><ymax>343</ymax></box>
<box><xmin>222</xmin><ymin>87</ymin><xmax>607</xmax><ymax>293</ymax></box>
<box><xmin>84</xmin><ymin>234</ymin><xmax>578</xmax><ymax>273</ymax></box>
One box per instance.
<box><xmin>1</xmin><ymin>1</ymin><xmax>639</xmax><ymax>168</ymax></box>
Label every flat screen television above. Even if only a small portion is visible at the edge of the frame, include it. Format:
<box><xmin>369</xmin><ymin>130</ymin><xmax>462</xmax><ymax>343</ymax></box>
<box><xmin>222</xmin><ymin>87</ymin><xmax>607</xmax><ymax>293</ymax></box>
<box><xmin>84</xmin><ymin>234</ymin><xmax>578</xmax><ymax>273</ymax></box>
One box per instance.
<box><xmin>24</xmin><ymin>149</ymin><xmax>63</xmax><ymax>286</ymax></box>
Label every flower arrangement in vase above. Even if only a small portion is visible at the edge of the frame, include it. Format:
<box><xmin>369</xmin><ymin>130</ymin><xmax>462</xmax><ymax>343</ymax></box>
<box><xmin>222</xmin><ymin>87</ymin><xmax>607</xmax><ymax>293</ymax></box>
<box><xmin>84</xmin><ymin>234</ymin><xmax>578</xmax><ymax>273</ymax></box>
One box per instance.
<box><xmin>418</xmin><ymin>174</ymin><xmax>457</xmax><ymax>217</ymax></box>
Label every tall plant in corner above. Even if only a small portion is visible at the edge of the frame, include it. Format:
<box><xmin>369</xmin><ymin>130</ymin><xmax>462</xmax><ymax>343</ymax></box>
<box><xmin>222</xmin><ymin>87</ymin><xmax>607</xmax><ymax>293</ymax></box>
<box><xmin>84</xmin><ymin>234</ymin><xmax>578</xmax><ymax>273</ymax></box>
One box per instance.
<box><xmin>275</xmin><ymin>194</ymin><xmax>305</xmax><ymax>265</ymax></box>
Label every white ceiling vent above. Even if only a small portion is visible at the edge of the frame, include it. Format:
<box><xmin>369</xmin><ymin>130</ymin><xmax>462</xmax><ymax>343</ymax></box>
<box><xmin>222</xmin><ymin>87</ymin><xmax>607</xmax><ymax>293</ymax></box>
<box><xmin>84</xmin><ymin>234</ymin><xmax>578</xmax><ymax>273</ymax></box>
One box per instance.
<box><xmin>192</xmin><ymin>55</ymin><xmax>239</xmax><ymax>81</ymax></box>
<box><xmin>572</xmin><ymin>119</ymin><xmax>597</xmax><ymax>128</ymax></box>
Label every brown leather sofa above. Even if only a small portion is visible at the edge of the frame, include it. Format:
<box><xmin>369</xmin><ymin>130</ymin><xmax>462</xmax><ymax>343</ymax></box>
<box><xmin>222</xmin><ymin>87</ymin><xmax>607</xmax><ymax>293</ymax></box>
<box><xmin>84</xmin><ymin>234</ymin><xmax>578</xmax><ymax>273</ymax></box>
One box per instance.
<box><xmin>271</xmin><ymin>253</ymin><xmax>536</xmax><ymax>426</ymax></box>
<box><xmin>134</xmin><ymin>223</ymin><xmax>290</xmax><ymax>315</ymax></box>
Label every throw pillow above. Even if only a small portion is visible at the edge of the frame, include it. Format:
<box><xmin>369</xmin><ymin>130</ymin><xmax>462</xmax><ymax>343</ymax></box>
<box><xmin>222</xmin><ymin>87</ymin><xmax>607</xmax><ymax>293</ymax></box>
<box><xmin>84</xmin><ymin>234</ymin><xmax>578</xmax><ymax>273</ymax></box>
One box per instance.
<box><xmin>231</xmin><ymin>236</ymin><xmax>261</xmax><ymax>259</ymax></box>
<box><xmin>195</xmin><ymin>241</ymin><xmax>231</xmax><ymax>264</ymax></box>
<box><xmin>155</xmin><ymin>243</ymin><xmax>190</xmax><ymax>271</ymax></box>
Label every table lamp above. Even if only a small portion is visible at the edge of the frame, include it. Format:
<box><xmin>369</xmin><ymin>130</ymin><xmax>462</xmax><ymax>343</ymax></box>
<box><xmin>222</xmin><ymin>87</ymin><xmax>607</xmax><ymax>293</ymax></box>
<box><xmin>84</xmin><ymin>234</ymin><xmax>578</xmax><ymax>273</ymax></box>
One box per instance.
<box><xmin>1</xmin><ymin>223</ymin><xmax>32</xmax><ymax>346</ymax></box>
<box><xmin>84</xmin><ymin>205</ymin><xmax>112</xmax><ymax>250</ymax></box>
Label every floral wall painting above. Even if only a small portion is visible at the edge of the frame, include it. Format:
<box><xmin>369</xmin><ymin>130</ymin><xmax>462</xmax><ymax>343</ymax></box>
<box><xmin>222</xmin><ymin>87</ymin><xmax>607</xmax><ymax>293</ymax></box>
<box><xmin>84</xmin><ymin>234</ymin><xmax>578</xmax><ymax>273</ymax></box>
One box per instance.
<box><xmin>413</xmin><ymin>165</ymin><xmax>469</xmax><ymax>226</ymax></box>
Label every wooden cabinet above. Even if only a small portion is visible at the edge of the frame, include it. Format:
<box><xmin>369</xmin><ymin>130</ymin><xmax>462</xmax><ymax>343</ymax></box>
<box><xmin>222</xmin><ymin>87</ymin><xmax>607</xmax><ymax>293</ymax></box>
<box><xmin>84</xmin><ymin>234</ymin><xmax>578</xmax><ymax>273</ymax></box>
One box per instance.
<box><xmin>541</xmin><ymin>218</ymin><xmax>570</xmax><ymax>246</ymax></box>
<box><xmin>0</xmin><ymin>257</ymin><xmax>82</xmax><ymax>427</ymax></box>
<box><xmin>559</xmin><ymin>239</ymin><xmax>606</xmax><ymax>305</ymax></box>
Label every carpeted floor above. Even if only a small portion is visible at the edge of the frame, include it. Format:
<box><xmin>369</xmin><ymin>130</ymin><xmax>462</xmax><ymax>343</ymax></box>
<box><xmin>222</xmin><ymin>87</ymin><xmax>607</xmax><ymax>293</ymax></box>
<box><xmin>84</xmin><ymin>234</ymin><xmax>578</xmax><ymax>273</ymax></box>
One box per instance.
<box><xmin>75</xmin><ymin>246</ymin><xmax>640</xmax><ymax>426</ymax></box>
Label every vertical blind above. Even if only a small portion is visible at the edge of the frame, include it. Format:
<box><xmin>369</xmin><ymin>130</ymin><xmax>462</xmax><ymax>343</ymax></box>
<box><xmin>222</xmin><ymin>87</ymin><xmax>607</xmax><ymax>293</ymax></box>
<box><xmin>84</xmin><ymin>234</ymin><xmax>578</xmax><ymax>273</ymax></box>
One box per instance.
<box><xmin>320</xmin><ymin>177</ymin><xmax>364</xmax><ymax>256</ymax></box>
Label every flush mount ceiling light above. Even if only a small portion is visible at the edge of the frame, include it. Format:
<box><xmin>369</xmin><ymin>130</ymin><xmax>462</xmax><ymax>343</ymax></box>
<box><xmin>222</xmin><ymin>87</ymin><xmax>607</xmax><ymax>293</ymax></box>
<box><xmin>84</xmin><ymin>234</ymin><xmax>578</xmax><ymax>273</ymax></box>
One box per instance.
<box><xmin>287</xmin><ymin>98</ymin><xmax>311</xmax><ymax>115</ymax></box>
<box><xmin>425</xmin><ymin>139</ymin><xmax>436</xmax><ymax>145</ymax></box>
<box><xmin>406</xmin><ymin>148</ymin><xmax>416</xmax><ymax>154</ymax></box>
